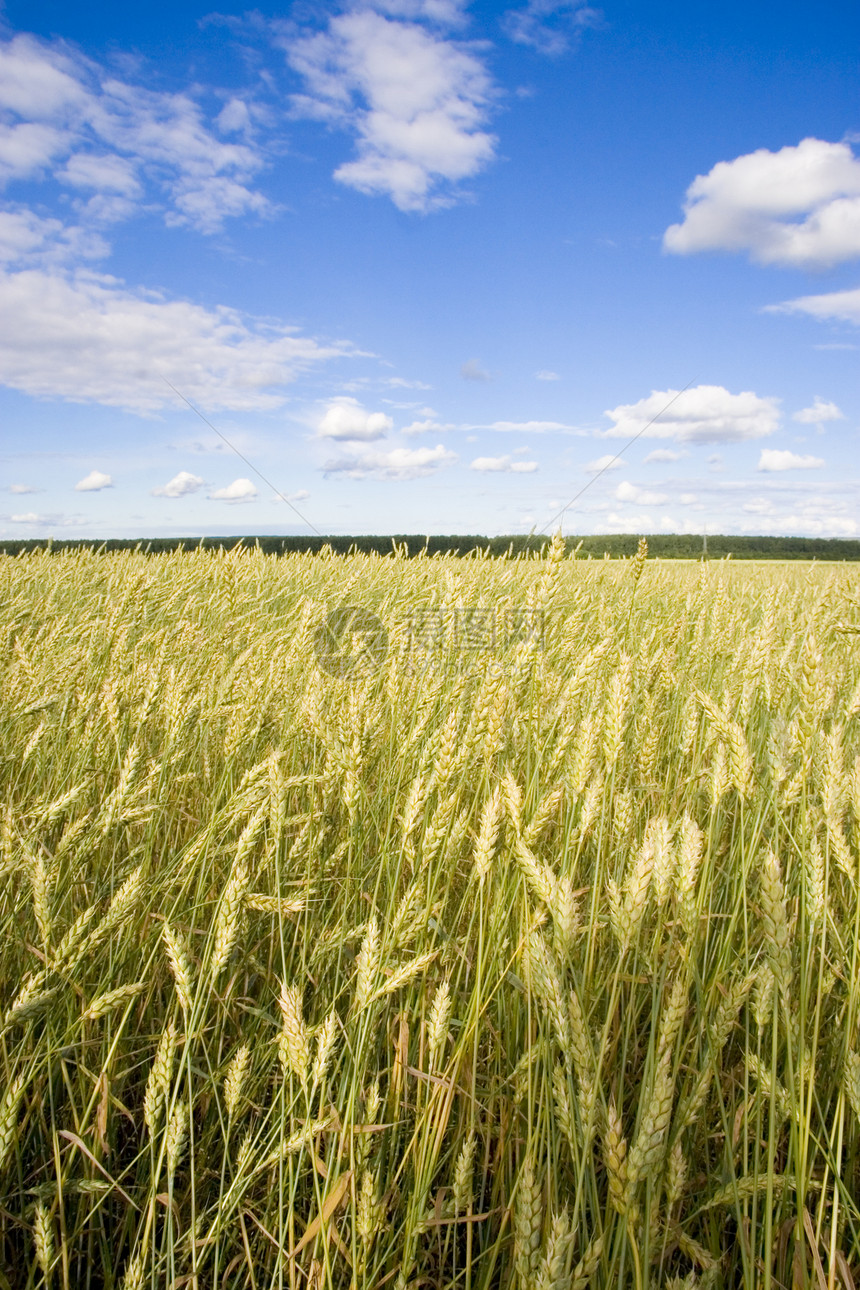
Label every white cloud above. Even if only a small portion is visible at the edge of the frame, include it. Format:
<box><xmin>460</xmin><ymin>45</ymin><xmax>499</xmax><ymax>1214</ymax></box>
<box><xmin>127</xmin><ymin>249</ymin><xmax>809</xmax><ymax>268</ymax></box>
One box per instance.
<box><xmin>287</xmin><ymin>488</ymin><xmax>310</xmax><ymax>502</ymax></box>
<box><xmin>209</xmin><ymin>477</ymin><xmax>258</xmax><ymax>501</ymax></box>
<box><xmin>644</xmin><ymin>448</ymin><xmax>683</xmax><ymax>463</ymax></box>
<box><xmin>0</xmin><ymin>268</ymin><xmax>350</xmax><ymax>413</ymax></box>
<box><xmin>384</xmin><ymin>375</ymin><xmax>432</xmax><ymax>389</ymax></box>
<box><xmin>0</xmin><ymin>207</ymin><xmax>108</xmax><ymax>266</ymax></box>
<box><xmin>152</xmin><ymin>470</ymin><xmax>204</xmax><ymax>497</ymax></box>
<box><xmin>6</xmin><ymin>511</ymin><xmax>82</xmax><ymax>526</ymax></box>
<box><xmin>461</xmin><ymin>358</ymin><xmax>491</xmax><ymax>381</ymax></box>
<box><xmin>285</xmin><ymin>10</ymin><xmax>496</xmax><ymax>213</ymax></box>
<box><xmin>469</xmin><ymin>454</ymin><xmax>538</xmax><ymax>472</ymax></box>
<box><xmin>758</xmin><ymin>449</ymin><xmax>825</xmax><ymax>472</ymax></box>
<box><xmin>585</xmin><ymin>453</ymin><xmax>624</xmax><ymax>472</ymax></box>
<box><xmin>316</xmin><ymin>396</ymin><xmax>393</xmax><ymax>441</ymax></box>
<box><xmin>74</xmin><ymin>469</ymin><xmax>112</xmax><ymax>491</ymax></box>
<box><xmin>793</xmin><ymin>398</ymin><xmax>844</xmax><ymax>424</ymax></box>
<box><xmin>59</xmin><ymin>152</ymin><xmax>141</xmax><ymax>197</ymax></box>
<box><xmin>402</xmin><ymin>417</ymin><xmax>457</xmax><ymax>434</ymax></box>
<box><xmin>0</xmin><ymin>34</ymin><xmax>270</xmax><ymax>235</ymax></box>
<box><xmin>602</xmin><ymin>385</ymin><xmax>780</xmax><ymax>443</ymax></box>
<box><xmin>502</xmin><ymin>0</ymin><xmax>598</xmax><ymax>54</ymax></box>
<box><xmin>322</xmin><ymin>441</ymin><xmax>456</xmax><ymax>479</ymax></box>
<box><xmin>7</xmin><ymin>482</ymin><xmax>38</xmax><ymax>493</ymax></box>
<box><xmin>664</xmin><ymin>138</ymin><xmax>860</xmax><ymax>269</ymax></box>
<box><xmin>216</xmin><ymin>99</ymin><xmax>252</xmax><ymax>135</ymax></box>
<box><xmin>680</xmin><ymin>493</ymin><xmax>698</xmax><ymax>505</ymax></box>
<box><xmin>369</xmin><ymin>1</ymin><xmax>470</xmax><ymax>21</ymax></box>
<box><xmin>536</xmin><ymin>368</ymin><xmax>559</xmax><ymax>380</ymax></box>
<box><xmin>615</xmin><ymin>480</ymin><xmax>669</xmax><ymax>505</ymax></box>
<box><xmin>766</xmin><ymin>286</ymin><xmax>860</xmax><ymax>326</ymax></box>
<box><xmin>475</xmin><ymin>419</ymin><xmax>578</xmax><ymax>432</ymax></box>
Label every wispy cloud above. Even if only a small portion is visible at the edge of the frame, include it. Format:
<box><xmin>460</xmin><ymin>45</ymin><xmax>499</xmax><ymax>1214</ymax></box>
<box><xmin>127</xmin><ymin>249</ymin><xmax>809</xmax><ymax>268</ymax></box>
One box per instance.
<box><xmin>322</xmin><ymin>441</ymin><xmax>456</xmax><ymax>479</ymax></box>
<box><xmin>502</xmin><ymin>0</ymin><xmax>599</xmax><ymax>55</ymax></box>
<box><xmin>469</xmin><ymin>454</ymin><xmax>538</xmax><ymax>472</ymax></box>
<box><xmin>585</xmin><ymin>453</ymin><xmax>624</xmax><ymax>472</ymax></box>
<box><xmin>0</xmin><ymin>268</ymin><xmax>353</xmax><ymax>413</ymax></box>
<box><xmin>460</xmin><ymin>358</ymin><xmax>491</xmax><ymax>381</ymax></box>
<box><xmin>765</xmin><ymin>286</ymin><xmax>860</xmax><ymax>326</ymax></box>
<box><xmin>470</xmin><ymin>419</ymin><xmax>580</xmax><ymax>433</ymax></box>
<box><xmin>643</xmin><ymin>448</ymin><xmax>684</xmax><ymax>463</ymax></box>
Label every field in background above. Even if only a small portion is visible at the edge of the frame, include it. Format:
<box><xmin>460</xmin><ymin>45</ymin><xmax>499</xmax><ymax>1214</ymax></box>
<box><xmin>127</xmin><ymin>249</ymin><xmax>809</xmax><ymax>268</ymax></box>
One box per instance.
<box><xmin>2</xmin><ymin>542</ymin><xmax>860</xmax><ymax>1289</ymax></box>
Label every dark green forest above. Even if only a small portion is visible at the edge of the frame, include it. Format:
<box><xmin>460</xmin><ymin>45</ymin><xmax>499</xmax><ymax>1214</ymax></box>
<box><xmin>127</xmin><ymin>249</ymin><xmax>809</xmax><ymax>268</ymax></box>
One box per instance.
<box><xmin>2</xmin><ymin>533</ymin><xmax>860</xmax><ymax>559</ymax></box>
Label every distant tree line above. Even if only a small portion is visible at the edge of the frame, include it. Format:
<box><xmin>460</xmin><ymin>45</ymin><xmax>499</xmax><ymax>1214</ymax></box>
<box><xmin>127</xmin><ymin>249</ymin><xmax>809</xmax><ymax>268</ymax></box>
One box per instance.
<box><xmin>2</xmin><ymin>533</ymin><xmax>860</xmax><ymax>560</ymax></box>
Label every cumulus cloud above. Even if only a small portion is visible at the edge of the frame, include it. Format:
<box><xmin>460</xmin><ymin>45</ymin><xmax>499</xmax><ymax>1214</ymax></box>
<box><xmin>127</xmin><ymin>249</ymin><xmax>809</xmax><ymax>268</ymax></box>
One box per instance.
<box><xmin>469</xmin><ymin>454</ymin><xmax>538</xmax><ymax>472</ymax></box>
<box><xmin>461</xmin><ymin>358</ymin><xmax>491</xmax><ymax>381</ymax></box>
<box><xmin>0</xmin><ymin>268</ymin><xmax>350</xmax><ymax>413</ymax></box>
<box><xmin>644</xmin><ymin>448</ymin><xmax>684</xmax><ymax>463</ymax></box>
<box><xmin>758</xmin><ymin>449</ymin><xmax>825</xmax><ymax>472</ymax></box>
<box><xmin>601</xmin><ymin>384</ymin><xmax>780</xmax><ymax>443</ymax></box>
<box><xmin>766</xmin><ymin>286</ymin><xmax>860</xmax><ymax>326</ymax></box>
<box><xmin>536</xmin><ymin>368</ymin><xmax>560</xmax><ymax>380</ymax></box>
<box><xmin>0</xmin><ymin>34</ymin><xmax>270</xmax><ymax>235</ymax></box>
<box><xmin>7</xmin><ymin>482</ymin><xmax>38</xmax><ymax>493</ymax></box>
<box><xmin>502</xmin><ymin>0</ymin><xmax>599</xmax><ymax>54</ymax></box>
<box><xmin>663</xmin><ymin>138</ymin><xmax>860</xmax><ymax>269</ymax></box>
<box><xmin>316</xmin><ymin>396</ymin><xmax>393</xmax><ymax>441</ymax></box>
<box><xmin>793</xmin><ymin>398</ymin><xmax>844</xmax><ymax>425</ymax></box>
<box><xmin>285</xmin><ymin>10</ymin><xmax>496</xmax><ymax>213</ymax></box>
<box><xmin>209</xmin><ymin>477</ymin><xmax>258</xmax><ymax>501</ymax></box>
<box><xmin>322</xmin><ymin>441</ymin><xmax>456</xmax><ymax>479</ymax></box>
<box><xmin>74</xmin><ymin>469</ymin><xmax>112</xmax><ymax>491</ymax></box>
<box><xmin>615</xmin><ymin>480</ymin><xmax>669</xmax><ymax>505</ymax></box>
<box><xmin>585</xmin><ymin>454</ymin><xmax>624</xmax><ymax>472</ymax></box>
<box><xmin>152</xmin><ymin>470</ymin><xmax>204</xmax><ymax>497</ymax></box>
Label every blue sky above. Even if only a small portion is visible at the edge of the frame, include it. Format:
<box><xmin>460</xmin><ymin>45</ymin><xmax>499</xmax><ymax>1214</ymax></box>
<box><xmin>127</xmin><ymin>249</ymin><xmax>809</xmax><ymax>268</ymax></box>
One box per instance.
<box><xmin>1</xmin><ymin>0</ymin><xmax>858</xmax><ymax>540</ymax></box>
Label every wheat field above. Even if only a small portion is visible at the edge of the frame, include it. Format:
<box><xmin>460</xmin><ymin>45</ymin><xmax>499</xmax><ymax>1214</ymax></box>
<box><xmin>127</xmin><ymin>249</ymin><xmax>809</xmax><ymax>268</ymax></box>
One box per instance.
<box><xmin>1</xmin><ymin>538</ymin><xmax>860</xmax><ymax>1289</ymax></box>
